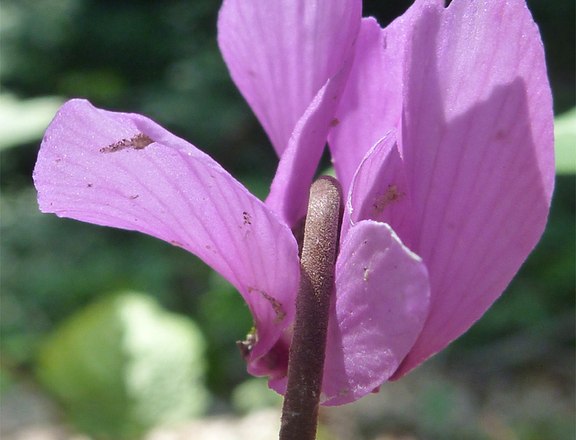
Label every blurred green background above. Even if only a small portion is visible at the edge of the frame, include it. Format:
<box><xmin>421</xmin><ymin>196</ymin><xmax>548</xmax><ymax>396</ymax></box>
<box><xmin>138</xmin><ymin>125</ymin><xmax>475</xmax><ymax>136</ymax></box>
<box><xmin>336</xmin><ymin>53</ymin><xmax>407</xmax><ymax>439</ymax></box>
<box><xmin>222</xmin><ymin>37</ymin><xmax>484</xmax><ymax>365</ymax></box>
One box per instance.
<box><xmin>1</xmin><ymin>1</ymin><xmax>574</xmax><ymax>439</ymax></box>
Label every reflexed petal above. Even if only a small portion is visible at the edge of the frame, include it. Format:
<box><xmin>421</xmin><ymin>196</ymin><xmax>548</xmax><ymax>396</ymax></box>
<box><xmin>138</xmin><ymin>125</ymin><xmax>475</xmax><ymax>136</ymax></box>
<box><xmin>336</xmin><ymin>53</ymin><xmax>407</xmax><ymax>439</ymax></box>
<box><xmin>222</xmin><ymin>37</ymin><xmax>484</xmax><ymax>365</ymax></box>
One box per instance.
<box><xmin>321</xmin><ymin>221</ymin><xmax>430</xmax><ymax>405</ymax></box>
<box><xmin>33</xmin><ymin>99</ymin><xmax>301</xmax><ymax>361</ymax></box>
<box><xmin>328</xmin><ymin>1</ymin><xmax>437</xmax><ymax>194</ymax></box>
<box><xmin>393</xmin><ymin>0</ymin><xmax>555</xmax><ymax>377</ymax></box>
<box><xmin>328</xmin><ymin>17</ymin><xmax>401</xmax><ymax>193</ymax></box>
<box><xmin>344</xmin><ymin>132</ymin><xmax>412</xmax><ymax>240</ymax></box>
<box><xmin>265</xmin><ymin>65</ymin><xmax>352</xmax><ymax>227</ymax></box>
<box><xmin>218</xmin><ymin>0</ymin><xmax>361</xmax><ymax>156</ymax></box>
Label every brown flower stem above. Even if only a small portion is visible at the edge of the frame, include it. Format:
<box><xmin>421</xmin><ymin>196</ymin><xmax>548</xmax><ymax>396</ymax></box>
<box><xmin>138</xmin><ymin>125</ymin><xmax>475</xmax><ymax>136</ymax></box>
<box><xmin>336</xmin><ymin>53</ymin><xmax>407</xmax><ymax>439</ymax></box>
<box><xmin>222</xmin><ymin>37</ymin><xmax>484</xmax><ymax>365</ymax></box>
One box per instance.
<box><xmin>279</xmin><ymin>176</ymin><xmax>342</xmax><ymax>440</ymax></box>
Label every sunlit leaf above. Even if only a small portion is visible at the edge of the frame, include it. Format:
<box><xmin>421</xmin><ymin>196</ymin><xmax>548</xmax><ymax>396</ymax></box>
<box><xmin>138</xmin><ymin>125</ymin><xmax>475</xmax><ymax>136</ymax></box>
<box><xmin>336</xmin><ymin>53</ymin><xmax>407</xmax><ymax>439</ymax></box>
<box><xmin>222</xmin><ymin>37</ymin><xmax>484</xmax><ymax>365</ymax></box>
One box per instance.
<box><xmin>37</xmin><ymin>292</ymin><xmax>208</xmax><ymax>439</ymax></box>
<box><xmin>0</xmin><ymin>94</ymin><xmax>63</xmax><ymax>150</ymax></box>
<box><xmin>555</xmin><ymin>108</ymin><xmax>576</xmax><ymax>175</ymax></box>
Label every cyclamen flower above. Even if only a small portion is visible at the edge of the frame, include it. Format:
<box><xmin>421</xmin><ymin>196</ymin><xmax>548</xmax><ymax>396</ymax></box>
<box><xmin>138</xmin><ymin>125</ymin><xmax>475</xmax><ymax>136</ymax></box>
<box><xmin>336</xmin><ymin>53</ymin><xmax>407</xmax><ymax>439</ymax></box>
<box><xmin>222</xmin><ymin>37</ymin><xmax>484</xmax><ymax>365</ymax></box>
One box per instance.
<box><xmin>33</xmin><ymin>0</ymin><xmax>554</xmax><ymax>406</ymax></box>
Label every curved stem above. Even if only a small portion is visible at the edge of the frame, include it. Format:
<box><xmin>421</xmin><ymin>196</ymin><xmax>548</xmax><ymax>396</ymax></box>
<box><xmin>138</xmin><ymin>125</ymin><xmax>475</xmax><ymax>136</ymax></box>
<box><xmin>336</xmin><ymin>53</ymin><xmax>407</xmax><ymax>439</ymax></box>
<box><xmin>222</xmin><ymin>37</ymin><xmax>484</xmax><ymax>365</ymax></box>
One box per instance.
<box><xmin>279</xmin><ymin>176</ymin><xmax>342</xmax><ymax>440</ymax></box>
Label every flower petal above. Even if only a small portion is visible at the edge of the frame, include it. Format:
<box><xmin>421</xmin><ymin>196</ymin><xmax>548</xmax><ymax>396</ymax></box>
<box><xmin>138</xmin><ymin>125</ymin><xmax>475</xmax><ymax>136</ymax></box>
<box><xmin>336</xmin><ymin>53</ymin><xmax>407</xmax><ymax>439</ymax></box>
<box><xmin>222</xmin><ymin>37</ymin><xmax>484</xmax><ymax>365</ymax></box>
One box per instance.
<box><xmin>327</xmin><ymin>17</ymin><xmax>401</xmax><ymax>194</ymax></box>
<box><xmin>344</xmin><ymin>131</ymin><xmax>411</xmax><ymax>240</ymax></box>
<box><xmin>321</xmin><ymin>220</ymin><xmax>430</xmax><ymax>405</ymax></box>
<box><xmin>328</xmin><ymin>0</ymin><xmax>436</xmax><ymax>194</ymax></box>
<box><xmin>265</xmin><ymin>65</ymin><xmax>352</xmax><ymax>227</ymax></box>
<box><xmin>393</xmin><ymin>0</ymin><xmax>555</xmax><ymax>377</ymax></box>
<box><xmin>218</xmin><ymin>0</ymin><xmax>361</xmax><ymax>157</ymax></box>
<box><xmin>33</xmin><ymin>99</ymin><xmax>301</xmax><ymax>362</ymax></box>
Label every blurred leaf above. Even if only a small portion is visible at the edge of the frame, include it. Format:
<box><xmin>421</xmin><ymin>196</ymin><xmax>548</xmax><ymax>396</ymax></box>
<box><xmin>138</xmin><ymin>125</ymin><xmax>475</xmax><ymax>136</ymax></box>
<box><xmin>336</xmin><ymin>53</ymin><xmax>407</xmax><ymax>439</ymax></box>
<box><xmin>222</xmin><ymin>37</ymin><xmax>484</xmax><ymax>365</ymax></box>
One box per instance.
<box><xmin>197</xmin><ymin>272</ymin><xmax>253</xmax><ymax>397</ymax></box>
<box><xmin>416</xmin><ymin>380</ymin><xmax>480</xmax><ymax>439</ymax></box>
<box><xmin>231</xmin><ymin>378</ymin><xmax>282</xmax><ymax>414</ymax></box>
<box><xmin>555</xmin><ymin>108</ymin><xmax>576</xmax><ymax>174</ymax></box>
<box><xmin>0</xmin><ymin>367</ymin><xmax>15</xmax><ymax>395</ymax></box>
<box><xmin>37</xmin><ymin>292</ymin><xmax>208</xmax><ymax>439</ymax></box>
<box><xmin>515</xmin><ymin>416</ymin><xmax>576</xmax><ymax>440</ymax></box>
<box><xmin>0</xmin><ymin>94</ymin><xmax>63</xmax><ymax>150</ymax></box>
<box><xmin>58</xmin><ymin>70</ymin><xmax>126</xmax><ymax>103</ymax></box>
<box><xmin>0</xmin><ymin>189</ymin><xmax>210</xmax><ymax>363</ymax></box>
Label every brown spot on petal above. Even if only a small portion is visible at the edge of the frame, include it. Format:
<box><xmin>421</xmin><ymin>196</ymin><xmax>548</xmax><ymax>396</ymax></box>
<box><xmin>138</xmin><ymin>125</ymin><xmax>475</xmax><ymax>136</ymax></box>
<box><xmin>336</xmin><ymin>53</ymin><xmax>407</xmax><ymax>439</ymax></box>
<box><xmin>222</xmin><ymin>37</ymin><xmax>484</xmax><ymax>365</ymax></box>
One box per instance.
<box><xmin>373</xmin><ymin>184</ymin><xmax>404</xmax><ymax>213</ymax></box>
<box><xmin>335</xmin><ymin>388</ymin><xmax>351</xmax><ymax>398</ymax></box>
<box><xmin>329</xmin><ymin>118</ymin><xmax>340</xmax><ymax>127</ymax></box>
<box><xmin>249</xmin><ymin>287</ymin><xmax>286</xmax><ymax>322</ymax></box>
<box><xmin>242</xmin><ymin>211</ymin><xmax>252</xmax><ymax>225</ymax></box>
<box><xmin>494</xmin><ymin>129</ymin><xmax>508</xmax><ymax>140</ymax></box>
<box><xmin>129</xmin><ymin>194</ymin><xmax>139</xmax><ymax>200</ymax></box>
<box><xmin>100</xmin><ymin>133</ymin><xmax>154</xmax><ymax>153</ymax></box>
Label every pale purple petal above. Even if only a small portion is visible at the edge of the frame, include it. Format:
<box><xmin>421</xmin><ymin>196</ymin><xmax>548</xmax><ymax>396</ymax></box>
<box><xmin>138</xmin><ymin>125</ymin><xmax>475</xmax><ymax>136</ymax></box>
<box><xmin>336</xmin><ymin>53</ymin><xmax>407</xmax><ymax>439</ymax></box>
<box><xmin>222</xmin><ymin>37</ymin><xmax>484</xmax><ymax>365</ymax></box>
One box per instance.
<box><xmin>344</xmin><ymin>132</ymin><xmax>412</xmax><ymax>240</ymax></box>
<box><xmin>393</xmin><ymin>0</ymin><xmax>555</xmax><ymax>377</ymax></box>
<box><xmin>327</xmin><ymin>17</ymin><xmax>401</xmax><ymax>193</ymax></box>
<box><xmin>33</xmin><ymin>99</ymin><xmax>301</xmax><ymax>363</ymax></box>
<box><xmin>218</xmin><ymin>0</ymin><xmax>361</xmax><ymax>157</ymax></box>
<box><xmin>320</xmin><ymin>221</ymin><xmax>430</xmax><ymax>406</ymax></box>
<box><xmin>265</xmin><ymin>64</ymin><xmax>352</xmax><ymax>227</ymax></box>
<box><xmin>328</xmin><ymin>1</ymin><xmax>437</xmax><ymax>194</ymax></box>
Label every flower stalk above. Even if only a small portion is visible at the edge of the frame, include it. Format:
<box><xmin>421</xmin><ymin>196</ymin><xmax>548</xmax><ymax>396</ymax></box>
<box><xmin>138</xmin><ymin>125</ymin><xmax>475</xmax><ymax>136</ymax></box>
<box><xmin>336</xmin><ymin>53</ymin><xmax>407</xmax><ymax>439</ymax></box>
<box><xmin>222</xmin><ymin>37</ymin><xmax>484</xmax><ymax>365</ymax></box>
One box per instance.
<box><xmin>279</xmin><ymin>176</ymin><xmax>342</xmax><ymax>440</ymax></box>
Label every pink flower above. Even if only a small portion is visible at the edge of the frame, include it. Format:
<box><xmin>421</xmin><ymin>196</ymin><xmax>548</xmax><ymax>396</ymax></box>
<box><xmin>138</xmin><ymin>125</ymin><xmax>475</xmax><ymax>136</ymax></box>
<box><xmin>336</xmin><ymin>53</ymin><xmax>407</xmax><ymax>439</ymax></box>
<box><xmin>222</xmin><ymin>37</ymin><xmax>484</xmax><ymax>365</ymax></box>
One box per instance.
<box><xmin>33</xmin><ymin>0</ymin><xmax>554</xmax><ymax>405</ymax></box>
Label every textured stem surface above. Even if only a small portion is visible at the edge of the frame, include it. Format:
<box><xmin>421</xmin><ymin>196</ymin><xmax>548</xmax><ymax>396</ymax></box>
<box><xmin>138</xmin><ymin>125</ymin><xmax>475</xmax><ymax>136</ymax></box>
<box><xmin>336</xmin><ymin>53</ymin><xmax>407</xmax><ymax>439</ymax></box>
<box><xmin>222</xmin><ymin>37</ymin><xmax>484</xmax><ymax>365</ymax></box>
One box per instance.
<box><xmin>279</xmin><ymin>176</ymin><xmax>342</xmax><ymax>440</ymax></box>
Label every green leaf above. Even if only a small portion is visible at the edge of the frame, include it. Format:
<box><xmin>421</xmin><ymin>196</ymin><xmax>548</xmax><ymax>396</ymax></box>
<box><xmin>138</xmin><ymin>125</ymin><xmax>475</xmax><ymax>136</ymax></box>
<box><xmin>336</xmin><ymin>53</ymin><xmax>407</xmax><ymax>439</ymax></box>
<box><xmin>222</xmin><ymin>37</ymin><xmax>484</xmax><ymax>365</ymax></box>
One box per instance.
<box><xmin>0</xmin><ymin>94</ymin><xmax>63</xmax><ymax>150</ymax></box>
<box><xmin>231</xmin><ymin>378</ymin><xmax>282</xmax><ymax>414</ymax></box>
<box><xmin>37</xmin><ymin>292</ymin><xmax>208</xmax><ymax>439</ymax></box>
<box><xmin>555</xmin><ymin>108</ymin><xmax>576</xmax><ymax>175</ymax></box>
